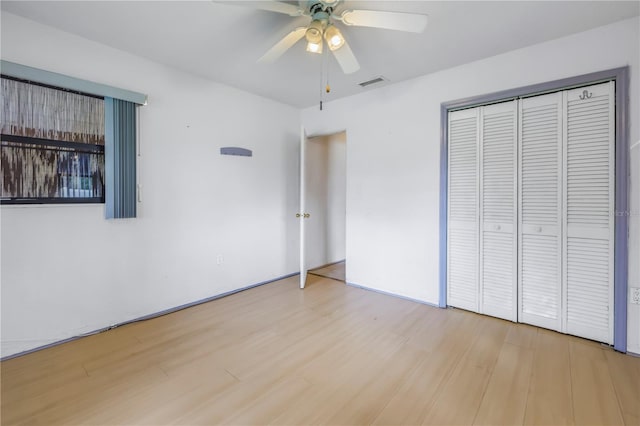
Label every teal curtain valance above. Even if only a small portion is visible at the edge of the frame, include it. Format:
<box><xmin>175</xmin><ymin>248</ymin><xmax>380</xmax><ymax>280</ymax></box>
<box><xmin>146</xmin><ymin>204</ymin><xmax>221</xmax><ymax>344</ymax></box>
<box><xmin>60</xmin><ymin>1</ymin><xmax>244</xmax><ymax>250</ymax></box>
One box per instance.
<box><xmin>1</xmin><ymin>60</ymin><xmax>147</xmax><ymax>105</ymax></box>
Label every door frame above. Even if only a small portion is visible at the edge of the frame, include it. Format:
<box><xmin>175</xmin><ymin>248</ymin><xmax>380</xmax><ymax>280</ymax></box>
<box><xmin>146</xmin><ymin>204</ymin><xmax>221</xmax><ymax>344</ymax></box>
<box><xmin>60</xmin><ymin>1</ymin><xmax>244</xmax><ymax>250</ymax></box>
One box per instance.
<box><xmin>300</xmin><ymin>125</ymin><xmax>308</xmax><ymax>288</ymax></box>
<box><xmin>439</xmin><ymin>67</ymin><xmax>630</xmax><ymax>352</ymax></box>
<box><xmin>300</xmin><ymin>128</ymin><xmax>348</xmax><ymax>289</ymax></box>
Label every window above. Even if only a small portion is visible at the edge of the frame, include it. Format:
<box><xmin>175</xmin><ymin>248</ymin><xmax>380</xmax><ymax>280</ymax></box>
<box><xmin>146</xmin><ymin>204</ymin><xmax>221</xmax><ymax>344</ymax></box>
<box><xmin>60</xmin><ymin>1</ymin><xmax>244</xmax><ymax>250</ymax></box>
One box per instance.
<box><xmin>1</xmin><ymin>76</ymin><xmax>105</xmax><ymax>204</ymax></box>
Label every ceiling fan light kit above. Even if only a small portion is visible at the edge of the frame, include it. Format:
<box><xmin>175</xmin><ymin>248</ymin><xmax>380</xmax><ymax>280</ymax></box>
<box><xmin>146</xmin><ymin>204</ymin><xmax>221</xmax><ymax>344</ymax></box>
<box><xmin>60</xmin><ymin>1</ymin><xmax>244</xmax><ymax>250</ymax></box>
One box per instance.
<box><xmin>230</xmin><ymin>0</ymin><xmax>428</xmax><ymax>75</ymax></box>
<box><xmin>305</xmin><ymin>18</ymin><xmax>325</xmax><ymax>43</ymax></box>
<box><xmin>305</xmin><ymin>17</ymin><xmax>325</xmax><ymax>53</ymax></box>
<box><xmin>324</xmin><ymin>24</ymin><xmax>345</xmax><ymax>51</ymax></box>
<box><xmin>306</xmin><ymin>40</ymin><xmax>323</xmax><ymax>54</ymax></box>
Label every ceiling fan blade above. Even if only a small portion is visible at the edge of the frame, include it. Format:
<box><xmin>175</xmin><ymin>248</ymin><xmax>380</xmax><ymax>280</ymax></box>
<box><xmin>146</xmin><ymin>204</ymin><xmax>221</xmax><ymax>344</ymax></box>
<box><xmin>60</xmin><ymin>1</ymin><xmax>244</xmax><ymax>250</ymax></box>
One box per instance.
<box><xmin>339</xmin><ymin>10</ymin><xmax>428</xmax><ymax>33</ymax></box>
<box><xmin>258</xmin><ymin>27</ymin><xmax>307</xmax><ymax>63</ymax></box>
<box><xmin>217</xmin><ymin>1</ymin><xmax>303</xmax><ymax>16</ymax></box>
<box><xmin>331</xmin><ymin>40</ymin><xmax>360</xmax><ymax>74</ymax></box>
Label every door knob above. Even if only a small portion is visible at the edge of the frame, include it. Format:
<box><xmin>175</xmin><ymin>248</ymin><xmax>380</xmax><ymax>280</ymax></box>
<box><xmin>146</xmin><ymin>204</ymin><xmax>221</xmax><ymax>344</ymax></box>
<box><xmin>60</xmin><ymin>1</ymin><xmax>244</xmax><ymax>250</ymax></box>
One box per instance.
<box><xmin>304</xmin><ymin>213</ymin><xmax>310</xmax><ymax>218</ymax></box>
<box><xmin>296</xmin><ymin>213</ymin><xmax>301</xmax><ymax>218</ymax></box>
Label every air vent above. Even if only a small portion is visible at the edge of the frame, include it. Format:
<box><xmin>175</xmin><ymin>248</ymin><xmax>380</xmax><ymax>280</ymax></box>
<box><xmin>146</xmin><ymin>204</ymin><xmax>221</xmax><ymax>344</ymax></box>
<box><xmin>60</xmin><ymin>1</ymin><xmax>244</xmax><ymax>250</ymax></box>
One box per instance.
<box><xmin>358</xmin><ymin>76</ymin><xmax>387</xmax><ymax>88</ymax></box>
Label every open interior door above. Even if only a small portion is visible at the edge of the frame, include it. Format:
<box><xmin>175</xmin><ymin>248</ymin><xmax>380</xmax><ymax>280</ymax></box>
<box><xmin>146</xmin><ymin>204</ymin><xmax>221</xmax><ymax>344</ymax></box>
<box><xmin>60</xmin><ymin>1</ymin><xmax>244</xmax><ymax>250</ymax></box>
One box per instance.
<box><xmin>299</xmin><ymin>125</ymin><xmax>308</xmax><ymax>288</ymax></box>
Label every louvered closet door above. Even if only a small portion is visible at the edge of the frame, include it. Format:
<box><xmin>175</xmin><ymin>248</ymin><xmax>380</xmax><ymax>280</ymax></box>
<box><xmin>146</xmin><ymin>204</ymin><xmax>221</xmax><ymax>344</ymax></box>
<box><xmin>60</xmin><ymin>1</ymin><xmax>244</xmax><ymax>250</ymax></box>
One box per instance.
<box><xmin>563</xmin><ymin>82</ymin><xmax>615</xmax><ymax>344</ymax></box>
<box><xmin>479</xmin><ymin>101</ymin><xmax>517</xmax><ymax>321</ymax></box>
<box><xmin>448</xmin><ymin>108</ymin><xmax>479</xmax><ymax>312</ymax></box>
<box><xmin>518</xmin><ymin>93</ymin><xmax>563</xmax><ymax>331</ymax></box>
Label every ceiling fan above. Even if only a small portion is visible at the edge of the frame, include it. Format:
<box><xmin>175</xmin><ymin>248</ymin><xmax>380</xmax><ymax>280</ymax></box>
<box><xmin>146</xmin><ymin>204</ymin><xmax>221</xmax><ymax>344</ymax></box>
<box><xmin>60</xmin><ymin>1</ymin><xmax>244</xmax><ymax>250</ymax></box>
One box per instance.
<box><xmin>231</xmin><ymin>0</ymin><xmax>428</xmax><ymax>74</ymax></box>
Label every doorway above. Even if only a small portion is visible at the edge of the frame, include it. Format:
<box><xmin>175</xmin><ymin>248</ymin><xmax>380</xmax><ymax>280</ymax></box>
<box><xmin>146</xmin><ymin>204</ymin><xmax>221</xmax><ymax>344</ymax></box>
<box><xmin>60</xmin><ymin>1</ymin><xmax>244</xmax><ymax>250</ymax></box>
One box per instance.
<box><xmin>301</xmin><ymin>131</ymin><xmax>347</xmax><ymax>285</ymax></box>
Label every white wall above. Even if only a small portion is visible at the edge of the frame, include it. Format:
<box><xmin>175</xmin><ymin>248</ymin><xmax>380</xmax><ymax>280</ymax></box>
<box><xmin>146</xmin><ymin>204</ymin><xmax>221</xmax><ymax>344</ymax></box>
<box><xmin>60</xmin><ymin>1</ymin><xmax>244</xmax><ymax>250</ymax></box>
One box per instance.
<box><xmin>305</xmin><ymin>132</ymin><xmax>347</xmax><ymax>269</ymax></box>
<box><xmin>326</xmin><ymin>132</ymin><xmax>347</xmax><ymax>263</ymax></box>
<box><xmin>0</xmin><ymin>12</ymin><xmax>300</xmax><ymax>357</ymax></box>
<box><xmin>302</xmin><ymin>17</ymin><xmax>640</xmax><ymax>353</ymax></box>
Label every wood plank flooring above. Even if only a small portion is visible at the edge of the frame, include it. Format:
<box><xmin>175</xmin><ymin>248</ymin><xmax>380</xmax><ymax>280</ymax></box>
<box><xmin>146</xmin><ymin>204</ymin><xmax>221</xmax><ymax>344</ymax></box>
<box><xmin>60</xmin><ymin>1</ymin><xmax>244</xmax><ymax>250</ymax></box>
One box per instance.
<box><xmin>308</xmin><ymin>261</ymin><xmax>346</xmax><ymax>282</ymax></box>
<box><xmin>2</xmin><ymin>274</ymin><xmax>638</xmax><ymax>425</ymax></box>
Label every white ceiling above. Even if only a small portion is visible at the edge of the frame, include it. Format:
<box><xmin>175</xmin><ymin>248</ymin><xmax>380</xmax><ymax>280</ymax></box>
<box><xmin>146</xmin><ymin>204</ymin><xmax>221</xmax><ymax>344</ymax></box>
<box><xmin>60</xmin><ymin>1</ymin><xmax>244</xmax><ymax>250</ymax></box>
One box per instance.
<box><xmin>2</xmin><ymin>1</ymin><xmax>638</xmax><ymax>108</ymax></box>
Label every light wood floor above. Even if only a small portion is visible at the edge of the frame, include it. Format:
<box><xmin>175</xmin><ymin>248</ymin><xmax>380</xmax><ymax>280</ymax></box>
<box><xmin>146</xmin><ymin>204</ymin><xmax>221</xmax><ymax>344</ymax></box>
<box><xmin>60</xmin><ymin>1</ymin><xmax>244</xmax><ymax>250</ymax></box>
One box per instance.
<box><xmin>2</xmin><ymin>275</ymin><xmax>639</xmax><ymax>425</ymax></box>
<box><xmin>309</xmin><ymin>261</ymin><xmax>346</xmax><ymax>282</ymax></box>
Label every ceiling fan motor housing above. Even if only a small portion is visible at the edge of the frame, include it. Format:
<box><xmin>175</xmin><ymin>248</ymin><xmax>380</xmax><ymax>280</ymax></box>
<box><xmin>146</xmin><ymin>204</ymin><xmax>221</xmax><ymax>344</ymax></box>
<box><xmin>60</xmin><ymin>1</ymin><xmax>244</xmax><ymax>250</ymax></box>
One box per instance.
<box><xmin>308</xmin><ymin>0</ymin><xmax>340</xmax><ymax>14</ymax></box>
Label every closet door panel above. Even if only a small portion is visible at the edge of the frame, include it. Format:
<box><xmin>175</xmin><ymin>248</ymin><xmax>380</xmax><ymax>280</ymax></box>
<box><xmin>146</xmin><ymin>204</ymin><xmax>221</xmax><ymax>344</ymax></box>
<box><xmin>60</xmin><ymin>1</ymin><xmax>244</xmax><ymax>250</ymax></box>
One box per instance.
<box><xmin>564</xmin><ymin>82</ymin><xmax>614</xmax><ymax>344</ymax></box>
<box><xmin>518</xmin><ymin>93</ymin><xmax>563</xmax><ymax>331</ymax></box>
<box><xmin>480</xmin><ymin>101</ymin><xmax>517</xmax><ymax>321</ymax></box>
<box><xmin>448</xmin><ymin>108</ymin><xmax>479</xmax><ymax>312</ymax></box>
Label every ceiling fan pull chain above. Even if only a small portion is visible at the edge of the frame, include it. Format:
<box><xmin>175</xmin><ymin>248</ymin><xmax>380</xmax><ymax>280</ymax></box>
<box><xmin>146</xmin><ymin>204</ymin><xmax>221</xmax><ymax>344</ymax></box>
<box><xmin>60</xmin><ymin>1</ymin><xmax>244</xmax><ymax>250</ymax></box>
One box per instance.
<box><xmin>318</xmin><ymin>46</ymin><xmax>324</xmax><ymax>110</ymax></box>
<box><xmin>324</xmin><ymin>44</ymin><xmax>331</xmax><ymax>94</ymax></box>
